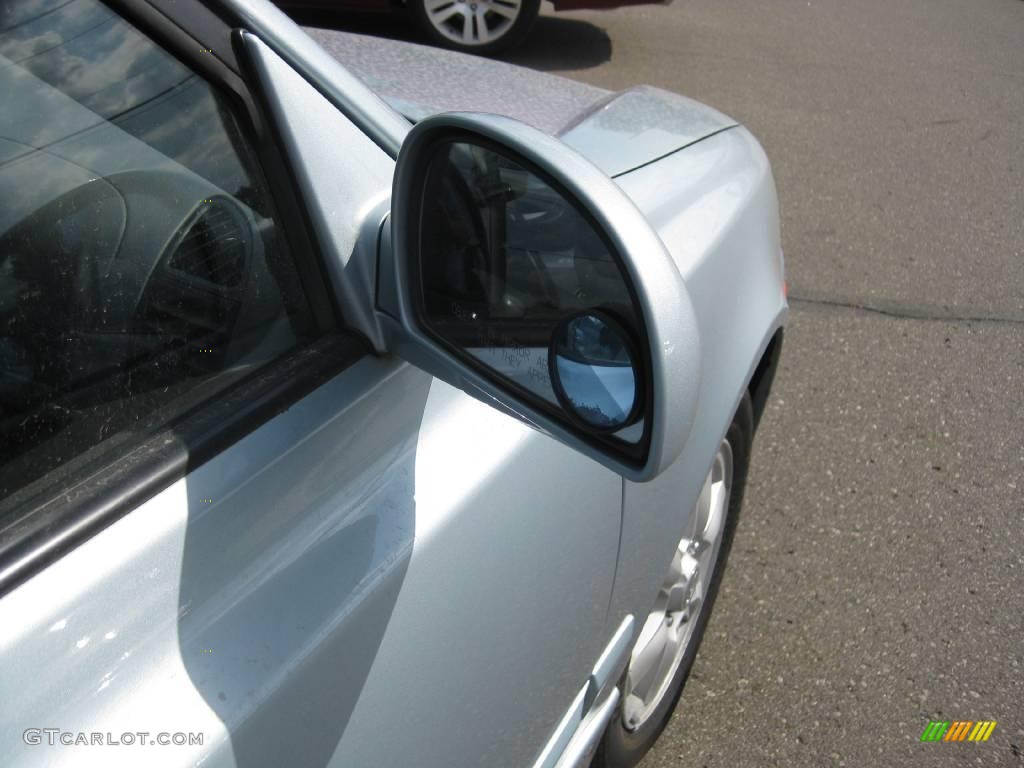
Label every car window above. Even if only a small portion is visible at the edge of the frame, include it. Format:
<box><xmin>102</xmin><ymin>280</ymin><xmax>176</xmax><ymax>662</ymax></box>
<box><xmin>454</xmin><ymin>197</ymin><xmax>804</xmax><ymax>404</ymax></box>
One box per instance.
<box><xmin>0</xmin><ymin>0</ymin><xmax>323</xmax><ymax>508</ymax></box>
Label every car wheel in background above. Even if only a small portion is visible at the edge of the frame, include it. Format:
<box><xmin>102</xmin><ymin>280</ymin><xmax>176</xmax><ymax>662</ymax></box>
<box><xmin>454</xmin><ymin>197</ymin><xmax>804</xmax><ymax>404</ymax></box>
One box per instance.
<box><xmin>409</xmin><ymin>0</ymin><xmax>540</xmax><ymax>55</ymax></box>
<box><xmin>594</xmin><ymin>393</ymin><xmax>754</xmax><ymax>768</ymax></box>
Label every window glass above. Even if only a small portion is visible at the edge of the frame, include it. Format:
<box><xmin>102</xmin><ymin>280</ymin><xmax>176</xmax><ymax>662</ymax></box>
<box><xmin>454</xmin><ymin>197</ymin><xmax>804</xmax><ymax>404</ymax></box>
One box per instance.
<box><xmin>0</xmin><ymin>0</ymin><xmax>321</xmax><ymax>505</ymax></box>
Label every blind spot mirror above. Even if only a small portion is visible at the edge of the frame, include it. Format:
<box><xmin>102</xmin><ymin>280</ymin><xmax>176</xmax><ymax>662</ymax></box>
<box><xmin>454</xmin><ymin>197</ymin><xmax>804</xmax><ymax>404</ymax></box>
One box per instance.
<box><xmin>549</xmin><ymin>311</ymin><xmax>642</xmax><ymax>432</ymax></box>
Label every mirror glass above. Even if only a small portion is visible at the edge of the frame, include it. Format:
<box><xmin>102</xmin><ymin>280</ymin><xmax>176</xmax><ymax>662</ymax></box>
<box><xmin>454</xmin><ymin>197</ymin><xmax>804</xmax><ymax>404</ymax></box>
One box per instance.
<box><xmin>417</xmin><ymin>140</ymin><xmax>646</xmax><ymax>442</ymax></box>
<box><xmin>550</xmin><ymin>312</ymin><xmax>639</xmax><ymax>430</ymax></box>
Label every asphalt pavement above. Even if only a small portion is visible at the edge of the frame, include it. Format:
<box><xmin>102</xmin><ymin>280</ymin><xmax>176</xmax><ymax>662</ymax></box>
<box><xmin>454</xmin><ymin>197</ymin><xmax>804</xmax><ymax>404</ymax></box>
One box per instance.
<box><xmin>301</xmin><ymin>1</ymin><xmax>1023</xmax><ymax>764</ymax></box>
<box><xmin>508</xmin><ymin>1</ymin><xmax>1023</xmax><ymax>765</ymax></box>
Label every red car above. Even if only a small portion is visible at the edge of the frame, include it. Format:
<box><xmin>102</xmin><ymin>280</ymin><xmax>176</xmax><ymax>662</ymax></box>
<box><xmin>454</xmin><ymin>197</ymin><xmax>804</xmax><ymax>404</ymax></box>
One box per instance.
<box><xmin>278</xmin><ymin>0</ymin><xmax>666</xmax><ymax>55</ymax></box>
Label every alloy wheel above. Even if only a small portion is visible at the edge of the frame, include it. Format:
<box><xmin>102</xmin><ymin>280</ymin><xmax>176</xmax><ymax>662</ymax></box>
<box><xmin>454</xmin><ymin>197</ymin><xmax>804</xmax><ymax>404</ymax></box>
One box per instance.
<box><xmin>422</xmin><ymin>0</ymin><xmax>523</xmax><ymax>46</ymax></box>
<box><xmin>620</xmin><ymin>438</ymin><xmax>733</xmax><ymax>731</ymax></box>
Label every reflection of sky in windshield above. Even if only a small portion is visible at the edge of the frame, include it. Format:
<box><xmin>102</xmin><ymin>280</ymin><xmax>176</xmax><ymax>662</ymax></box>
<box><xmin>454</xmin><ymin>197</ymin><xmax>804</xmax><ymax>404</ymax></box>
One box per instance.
<box><xmin>0</xmin><ymin>0</ymin><xmax>254</xmax><ymax>206</ymax></box>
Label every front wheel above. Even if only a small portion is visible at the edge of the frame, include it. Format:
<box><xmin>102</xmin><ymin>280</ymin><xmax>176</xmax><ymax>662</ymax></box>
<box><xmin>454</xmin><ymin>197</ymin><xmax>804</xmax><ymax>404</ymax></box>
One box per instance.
<box><xmin>408</xmin><ymin>0</ymin><xmax>540</xmax><ymax>55</ymax></box>
<box><xmin>594</xmin><ymin>393</ymin><xmax>754</xmax><ymax>768</ymax></box>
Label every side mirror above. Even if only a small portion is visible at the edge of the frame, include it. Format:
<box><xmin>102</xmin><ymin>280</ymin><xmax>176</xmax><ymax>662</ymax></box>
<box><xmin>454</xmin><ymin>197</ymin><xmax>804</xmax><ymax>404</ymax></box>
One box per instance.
<box><xmin>379</xmin><ymin>113</ymin><xmax>701</xmax><ymax>482</ymax></box>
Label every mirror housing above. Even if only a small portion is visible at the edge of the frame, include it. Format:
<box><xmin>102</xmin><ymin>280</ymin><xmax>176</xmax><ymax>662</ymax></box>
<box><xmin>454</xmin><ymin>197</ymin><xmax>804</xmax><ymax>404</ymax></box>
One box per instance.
<box><xmin>378</xmin><ymin>112</ymin><xmax>701</xmax><ymax>482</ymax></box>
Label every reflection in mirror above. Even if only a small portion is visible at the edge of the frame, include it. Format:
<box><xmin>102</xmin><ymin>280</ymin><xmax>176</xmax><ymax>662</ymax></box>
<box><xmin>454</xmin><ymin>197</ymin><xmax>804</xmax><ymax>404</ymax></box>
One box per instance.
<box><xmin>550</xmin><ymin>312</ymin><xmax>639</xmax><ymax>431</ymax></box>
<box><xmin>417</xmin><ymin>140</ymin><xmax>646</xmax><ymax>442</ymax></box>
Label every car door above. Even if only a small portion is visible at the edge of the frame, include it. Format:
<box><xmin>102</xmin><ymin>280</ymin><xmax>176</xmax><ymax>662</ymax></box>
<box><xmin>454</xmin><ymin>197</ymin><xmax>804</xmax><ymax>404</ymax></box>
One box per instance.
<box><xmin>0</xmin><ymin>2</ymin><xmax>624</xmax><ymax>767</ymax></box>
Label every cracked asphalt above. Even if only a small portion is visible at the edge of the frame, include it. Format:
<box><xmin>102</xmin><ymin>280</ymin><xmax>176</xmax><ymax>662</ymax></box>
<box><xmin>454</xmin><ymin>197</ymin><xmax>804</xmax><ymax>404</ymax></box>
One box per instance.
<box><xmin>296</xmin><ymin>0</ymin><xmax>1023</xmax><ymax>763</ymax></box>
<box><xmin>503</xmin><ymin>0</ymin><xmax>1024</xmax><ymax>765</ymax></box>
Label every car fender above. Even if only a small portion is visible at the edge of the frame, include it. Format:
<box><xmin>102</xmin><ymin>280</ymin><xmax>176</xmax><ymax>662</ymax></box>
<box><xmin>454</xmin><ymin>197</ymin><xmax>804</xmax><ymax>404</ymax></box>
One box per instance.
<box><xmin>608</xmin><ymin>125</ymin><xmax>787</xmax><ymax>629</ymax></box>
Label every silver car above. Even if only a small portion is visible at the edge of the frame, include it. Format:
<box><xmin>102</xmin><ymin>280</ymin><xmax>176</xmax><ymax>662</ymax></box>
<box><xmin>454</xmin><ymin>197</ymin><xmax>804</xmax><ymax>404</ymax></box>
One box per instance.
<box><xmin>0</xmin><ymin>0</ymin><xmax>786</xmax><ymax>766</ymax></box>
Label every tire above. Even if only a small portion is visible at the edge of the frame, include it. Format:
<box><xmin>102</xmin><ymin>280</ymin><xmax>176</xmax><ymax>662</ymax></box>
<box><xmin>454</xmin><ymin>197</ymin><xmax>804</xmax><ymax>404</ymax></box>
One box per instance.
<box><xmin>593</xmin><ymin>393</ymin><xmax>754</xmax><ymax>768</ymax></box>
<box><xmin>408</xmin><ymin>0</ymin><xmax>540</xmax><ymax>56</ymax></box>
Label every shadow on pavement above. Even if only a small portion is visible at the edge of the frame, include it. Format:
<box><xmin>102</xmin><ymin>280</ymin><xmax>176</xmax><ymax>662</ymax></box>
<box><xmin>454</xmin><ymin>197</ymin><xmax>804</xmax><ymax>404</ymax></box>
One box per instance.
<box><xmin>500</xmin><ymin>16</ymin><xmax>612</xmax><ymax>71</ymax></box>
<box><xmin>285</xmin><ymin>8</ymin><xmax>611</xmax><ymax>71</ymax></box>
<box><xmin>287</xmin><ymin>8</ymin><xmax>421</xmax><ymax>44</ymax></box>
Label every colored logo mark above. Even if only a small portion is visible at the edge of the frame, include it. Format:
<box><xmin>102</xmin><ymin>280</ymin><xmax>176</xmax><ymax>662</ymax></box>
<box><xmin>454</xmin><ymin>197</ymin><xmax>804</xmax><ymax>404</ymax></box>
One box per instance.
<box><xmin>920</xmin><ymin>720</ymin><xmax>996</xmax><ymax>742</ymax></box>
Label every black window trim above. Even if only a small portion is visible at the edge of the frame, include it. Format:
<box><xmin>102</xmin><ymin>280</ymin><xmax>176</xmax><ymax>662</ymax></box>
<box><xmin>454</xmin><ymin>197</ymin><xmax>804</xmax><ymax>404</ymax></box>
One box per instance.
<box><xmin>0</xmin><ymin>0</ymin><xmax>374</xmax><ymax>596</ymax></box>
